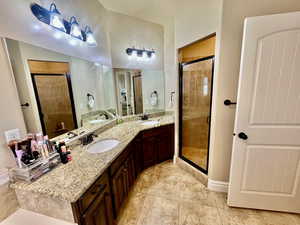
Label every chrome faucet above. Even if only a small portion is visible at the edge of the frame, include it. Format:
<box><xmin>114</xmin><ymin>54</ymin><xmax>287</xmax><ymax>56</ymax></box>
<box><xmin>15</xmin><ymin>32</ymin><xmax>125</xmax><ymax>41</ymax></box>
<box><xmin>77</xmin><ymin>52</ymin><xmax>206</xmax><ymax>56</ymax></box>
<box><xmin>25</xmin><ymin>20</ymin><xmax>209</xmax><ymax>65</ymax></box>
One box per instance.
<box><xmin>80</xmin><ymin>133</ymin><xmax>98</xmax><ymax>146</ymax></box>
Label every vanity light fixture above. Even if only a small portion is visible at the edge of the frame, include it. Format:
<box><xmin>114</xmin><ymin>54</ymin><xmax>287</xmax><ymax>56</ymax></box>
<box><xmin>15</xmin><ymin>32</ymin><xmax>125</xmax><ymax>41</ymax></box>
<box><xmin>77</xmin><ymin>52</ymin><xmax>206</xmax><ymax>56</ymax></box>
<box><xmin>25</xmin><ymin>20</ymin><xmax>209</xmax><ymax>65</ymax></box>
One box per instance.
<box><xmin>126</xmin><ymin>47</ymin><xmax>156</xmax><ymax>61</ymax></box>
<box><xmin>69</xmin><ymin>17</ymin><xmax>83</xmax><ymax>40</ymax></box>
<box><xmin>49</xmin><ymin>3</ymin><xmax>66</xmax><ymax>32</ymax></box>
<box><xmin>30</xmin><ymin>3</ymin><xmax>97</xmax><ymax>47</ymax></box>
<box><xmin>84</xmin><ymin>26</ymin><xmax>97</xmax><ymax>47</ymax></box>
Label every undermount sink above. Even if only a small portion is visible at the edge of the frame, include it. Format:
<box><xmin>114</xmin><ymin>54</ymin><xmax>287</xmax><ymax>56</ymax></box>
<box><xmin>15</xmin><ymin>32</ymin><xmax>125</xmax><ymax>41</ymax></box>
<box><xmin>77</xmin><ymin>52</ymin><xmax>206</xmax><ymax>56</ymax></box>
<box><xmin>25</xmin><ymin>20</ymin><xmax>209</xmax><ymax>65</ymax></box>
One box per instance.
<box><xmin>87</xmin><ymin>139</ymin><xmax>120</xmax><ymax>154</ymax></box>
<box><xmin>89</xmin><ymin>119</ymin><xmax>106</xmax><ymax>124</ymax></box>
<box><xmin>141</xmin><ymin>120</ymin><xmax>159</xmax><ymax>126</ymax></box>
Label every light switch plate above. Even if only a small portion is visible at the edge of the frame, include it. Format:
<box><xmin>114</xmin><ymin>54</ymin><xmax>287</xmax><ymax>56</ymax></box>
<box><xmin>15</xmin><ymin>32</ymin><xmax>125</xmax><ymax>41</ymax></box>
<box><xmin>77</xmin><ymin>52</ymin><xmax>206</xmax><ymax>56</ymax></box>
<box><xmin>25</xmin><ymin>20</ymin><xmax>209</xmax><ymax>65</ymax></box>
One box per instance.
<box><xmin>4</xmin><ymin>128</ymin><xmax>21</xmax><ymax>143</ymax></box>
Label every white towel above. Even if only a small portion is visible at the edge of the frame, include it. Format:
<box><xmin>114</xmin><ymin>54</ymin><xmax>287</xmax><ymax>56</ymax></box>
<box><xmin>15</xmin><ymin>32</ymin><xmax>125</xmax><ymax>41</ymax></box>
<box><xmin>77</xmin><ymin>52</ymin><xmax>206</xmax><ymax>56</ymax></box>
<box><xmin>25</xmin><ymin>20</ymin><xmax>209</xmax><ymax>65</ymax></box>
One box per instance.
<box><xmin>150</xmin><ymin>95</ymin><xmax>158</xmax><ymax>106</ymax></box>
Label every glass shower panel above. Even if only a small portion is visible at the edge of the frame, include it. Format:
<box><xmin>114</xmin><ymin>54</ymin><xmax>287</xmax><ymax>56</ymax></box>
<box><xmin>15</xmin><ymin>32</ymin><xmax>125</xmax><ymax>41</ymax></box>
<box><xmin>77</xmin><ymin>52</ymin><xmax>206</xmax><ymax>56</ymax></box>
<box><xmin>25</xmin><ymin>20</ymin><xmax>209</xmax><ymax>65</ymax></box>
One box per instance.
<box><xmin>181</xmin><ymin>57</ymin><xmax>214</xmax><ymax>173</ymax></box>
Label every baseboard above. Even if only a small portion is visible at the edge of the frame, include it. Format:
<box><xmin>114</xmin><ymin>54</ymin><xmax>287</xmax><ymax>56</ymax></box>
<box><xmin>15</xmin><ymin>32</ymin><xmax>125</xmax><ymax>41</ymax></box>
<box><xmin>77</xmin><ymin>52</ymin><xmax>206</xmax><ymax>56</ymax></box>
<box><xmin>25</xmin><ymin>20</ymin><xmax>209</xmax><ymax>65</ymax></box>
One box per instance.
<box><xmin>208</xmin><ymin>179</ymin><xmax>228</xmax><ymax>193</ymax></box>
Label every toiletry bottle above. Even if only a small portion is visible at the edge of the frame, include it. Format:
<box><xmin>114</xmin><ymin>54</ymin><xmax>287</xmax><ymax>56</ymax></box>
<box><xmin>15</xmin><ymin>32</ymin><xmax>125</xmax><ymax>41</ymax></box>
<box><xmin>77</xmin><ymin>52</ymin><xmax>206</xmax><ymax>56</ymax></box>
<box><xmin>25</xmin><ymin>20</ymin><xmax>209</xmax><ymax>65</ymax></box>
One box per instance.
<box><xmin>37</xmin><ymin>139</ymin><xmax>46</xmax><ymax>160</ymax></box>
<box><xmin>60</xmin><ymin>145</ymin><xmax>69</xmax><ymax>164</ymax></box>
<box><xmin>36</xmin><ymin>133</ymin><xmax>43</xmax><ymax>142</ymax></box>
<box><xmin>44</xmin><ymin>135</ymin><xmax>53</xmax><ymax>154</ymax></box>
<box><xmin>8</xmin><ymin>140</ymin><xmax>17</xmax><ymax>158</ymax></box>
<box><xmin>42</xmin><ymin>136</ymin><xmax>50</xmax><ymax>158</ymax></box>
<box><xmin>19</xmin><ymin>140</ymin><xmax>32</xmax><ymax>165</ymax></box>
<box><xmin>15</xmin><ymin>143</ymin><xmax>23</xmax><ymax>168</ymax></box>
<box><xmin>26</xmin><ymin>133</ymin><xmax>34</xmax><ymax>159</ymax></box>
<box><xmin>31</xmin><ymin>139</ymin><xmax>40</xmax><ymax>160</ymax></box>
<box><xmin>57</xmin><ymin>142</ymin><xmax>68</xmax><ymax>164</ymax></box>
<box><xmin>42</xmin><ymin>141</ymin><xmax>49</xmax><ymax>158</ymax></box>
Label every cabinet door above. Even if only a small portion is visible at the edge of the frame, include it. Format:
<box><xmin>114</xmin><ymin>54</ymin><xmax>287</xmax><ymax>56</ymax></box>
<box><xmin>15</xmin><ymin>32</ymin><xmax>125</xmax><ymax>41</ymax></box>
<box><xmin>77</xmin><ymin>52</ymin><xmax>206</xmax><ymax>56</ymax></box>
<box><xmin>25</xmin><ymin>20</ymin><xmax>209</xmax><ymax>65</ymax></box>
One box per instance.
<box><xmin>133</xmin><ymin>138</ymin><xmax>142</xmax><ymax>177</ymax></box>
<box><xmin>126</xmin><ymin>154</ymin><xmax>136</xmax><ymax>188</ymax></box>
<box><xmin>157</xmin><ymin>132</ymin><xmax>173</xmax><ymax>163</ymax></box>
<box><xmin>122</xmin><ymin>154</ymin><xmax>136</xmax><ymax>196</ymax></box>
<box><xmin>111</xmin><ymin>165</ymin><xmax>126</xmax><ymax>215</ymax></box>
<box><xmin>82</xmin><ymin>186</ymin><xmax>114</xmax><ymax>225</ymax></box>
<box><xmin>157</xmin><ymin>126</ymin><xmax>175</xmax><ymax>163</ymax></box>
<box><xmin>142</xmin><ymin>136</ymin><xmax>158</xmax><ymax>169</ymax></box>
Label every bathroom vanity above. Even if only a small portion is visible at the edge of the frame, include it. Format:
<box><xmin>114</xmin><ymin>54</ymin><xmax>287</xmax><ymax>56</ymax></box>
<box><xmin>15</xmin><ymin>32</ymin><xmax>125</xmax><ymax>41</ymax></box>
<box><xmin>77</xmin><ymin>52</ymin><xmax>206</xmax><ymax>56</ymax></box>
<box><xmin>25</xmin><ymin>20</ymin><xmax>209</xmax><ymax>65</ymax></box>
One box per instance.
<box><xmin>12</xmin><ymin>115</ymin><xmax>174</xmax><ymax>225</ymax></box>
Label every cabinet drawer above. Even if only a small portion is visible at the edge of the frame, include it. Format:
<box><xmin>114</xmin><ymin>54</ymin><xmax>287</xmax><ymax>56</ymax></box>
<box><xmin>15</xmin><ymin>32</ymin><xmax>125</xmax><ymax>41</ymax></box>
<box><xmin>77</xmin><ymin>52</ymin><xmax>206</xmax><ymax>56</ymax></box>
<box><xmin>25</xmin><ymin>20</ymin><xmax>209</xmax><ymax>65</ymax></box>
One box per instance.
<box><xmin>142</xmin><ymin>124</ymin><xmax>173</xmax><ymax>138</ymax></box>
<box><xmin>142</xmin><ymin>127</ymin><xmax>161</xmax><ymax>138</ymax></box>
<box><xmin>77</xmin><ymin>172</ymin><xmax>109</xmax><ymax>214</ymax></box>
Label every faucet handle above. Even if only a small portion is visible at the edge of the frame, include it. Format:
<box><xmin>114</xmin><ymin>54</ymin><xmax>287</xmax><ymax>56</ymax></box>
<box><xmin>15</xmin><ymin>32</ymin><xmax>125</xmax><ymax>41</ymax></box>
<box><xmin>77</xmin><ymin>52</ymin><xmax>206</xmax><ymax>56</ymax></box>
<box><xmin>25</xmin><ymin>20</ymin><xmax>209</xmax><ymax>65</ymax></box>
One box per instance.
<box><xmin>140</xmin><ymin>114</ymin><xmax>149</xmax><ymax>120</ymax></box>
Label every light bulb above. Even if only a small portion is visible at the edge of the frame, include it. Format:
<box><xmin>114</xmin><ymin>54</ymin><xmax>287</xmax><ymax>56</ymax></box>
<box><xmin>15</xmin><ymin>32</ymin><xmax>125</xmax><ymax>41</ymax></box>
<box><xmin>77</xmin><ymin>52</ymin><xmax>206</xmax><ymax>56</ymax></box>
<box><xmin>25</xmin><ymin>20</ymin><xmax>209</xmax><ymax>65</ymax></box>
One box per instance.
<box><xmin>142</xmin><ymin>51</ymin><xmax>148</xmax><ymax>61</ymax></box>
<box><xmin>151</xmin><ymin>52</ymin><xmax>156</xmax><ymax>59</ymax></box>
<box><xmin>70</xmin><ymin>17</ymin><xmax>83</xmax><ymax>40</ymax></box>
<box><xmin>84</xmin><ymin>26</ymin><xmax>97</xmax><ymax>47</ymax></box>
<box><xmin>86</xmin><ymin>33</ymin><xmax>97</xmax><ymax>46</ymax></box>
<box><xmin>132</xmin><ymin>50</ymin><xmax>137</xmax><ymax>59</ymax></box>
<box><xmin>49</xmin><ymin>3</ymin><xmax>66</xmax><ymax>32</ymax></box>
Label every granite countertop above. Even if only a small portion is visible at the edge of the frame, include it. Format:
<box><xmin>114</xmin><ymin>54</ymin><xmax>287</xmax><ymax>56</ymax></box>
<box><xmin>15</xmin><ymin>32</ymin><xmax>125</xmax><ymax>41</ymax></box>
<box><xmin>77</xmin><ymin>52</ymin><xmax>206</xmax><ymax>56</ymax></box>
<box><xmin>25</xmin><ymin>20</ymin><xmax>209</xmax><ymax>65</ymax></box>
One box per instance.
<box><xmin>11</xmin><ymin>115</ymin><xmax>174</xmax><ymax>203</ymax></box>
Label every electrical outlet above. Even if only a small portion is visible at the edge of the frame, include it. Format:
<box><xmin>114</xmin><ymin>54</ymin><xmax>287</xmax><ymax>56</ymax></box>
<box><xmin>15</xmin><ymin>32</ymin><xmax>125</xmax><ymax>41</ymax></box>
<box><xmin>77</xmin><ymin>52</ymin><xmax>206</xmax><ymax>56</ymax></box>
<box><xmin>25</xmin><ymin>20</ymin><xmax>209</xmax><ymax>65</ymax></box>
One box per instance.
<box><xmin>4</xmin><ymin>128</ymin><xmax>21</xmax><ymax>143</ymax></box>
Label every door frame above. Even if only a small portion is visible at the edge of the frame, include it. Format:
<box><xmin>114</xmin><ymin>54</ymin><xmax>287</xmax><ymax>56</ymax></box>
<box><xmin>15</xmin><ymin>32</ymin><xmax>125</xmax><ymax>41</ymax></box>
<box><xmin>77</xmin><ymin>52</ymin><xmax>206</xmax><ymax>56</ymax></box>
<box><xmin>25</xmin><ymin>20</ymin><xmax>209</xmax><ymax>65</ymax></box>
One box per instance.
<box><xmin>179</xmin><ymin>55</ymin><xmax>215</xmax><ymax>174</ymax></box>
<box><xmin>132</xmin><ymin>74</ymin><xmax>143</xmax><ymax>115</ymax></box>
<box><xmin>31</xmin><ymin>73</ymin><xmax>78</xmax><ymax>135</ymax></box>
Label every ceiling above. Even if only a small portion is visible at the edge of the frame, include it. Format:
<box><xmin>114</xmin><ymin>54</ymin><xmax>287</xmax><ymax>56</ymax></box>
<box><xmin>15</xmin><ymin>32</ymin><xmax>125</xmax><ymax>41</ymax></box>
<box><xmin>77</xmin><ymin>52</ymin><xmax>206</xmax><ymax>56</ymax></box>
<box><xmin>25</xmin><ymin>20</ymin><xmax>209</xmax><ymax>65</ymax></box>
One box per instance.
<box><xmin>98</xmin><ymin>0</ymin><xmax>176</xmax><ymax>25</ymax></box>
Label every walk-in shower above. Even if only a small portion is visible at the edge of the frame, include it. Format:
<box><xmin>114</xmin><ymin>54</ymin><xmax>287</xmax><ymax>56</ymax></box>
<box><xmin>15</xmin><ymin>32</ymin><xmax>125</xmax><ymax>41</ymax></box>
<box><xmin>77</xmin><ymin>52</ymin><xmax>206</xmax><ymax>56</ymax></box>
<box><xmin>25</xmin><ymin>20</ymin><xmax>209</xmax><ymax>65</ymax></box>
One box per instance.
<box><xmin>179</xmin><ymin>56</ymin><xmax>214</xmax><ymax>174</ymax></box>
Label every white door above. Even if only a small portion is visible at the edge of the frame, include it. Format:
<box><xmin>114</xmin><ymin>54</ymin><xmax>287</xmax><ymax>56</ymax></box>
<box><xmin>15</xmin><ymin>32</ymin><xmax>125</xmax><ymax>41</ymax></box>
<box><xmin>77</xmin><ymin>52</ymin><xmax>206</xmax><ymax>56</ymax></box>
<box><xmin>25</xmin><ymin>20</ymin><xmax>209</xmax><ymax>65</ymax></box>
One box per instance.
<box><xmin>228</xmin><ymin>12</ymin><xmax>300</xmax><ymax>213</ymax></box>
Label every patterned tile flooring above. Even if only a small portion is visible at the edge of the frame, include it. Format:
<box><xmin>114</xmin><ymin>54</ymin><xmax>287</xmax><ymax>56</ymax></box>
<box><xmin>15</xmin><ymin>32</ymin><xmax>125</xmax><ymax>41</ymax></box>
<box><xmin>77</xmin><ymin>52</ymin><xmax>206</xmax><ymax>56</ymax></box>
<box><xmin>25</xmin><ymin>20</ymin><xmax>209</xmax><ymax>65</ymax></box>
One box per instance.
<box><xmin>116</xmin><ymin>161</ymin><xmax>300</xmax><ymax>225</ymax></box>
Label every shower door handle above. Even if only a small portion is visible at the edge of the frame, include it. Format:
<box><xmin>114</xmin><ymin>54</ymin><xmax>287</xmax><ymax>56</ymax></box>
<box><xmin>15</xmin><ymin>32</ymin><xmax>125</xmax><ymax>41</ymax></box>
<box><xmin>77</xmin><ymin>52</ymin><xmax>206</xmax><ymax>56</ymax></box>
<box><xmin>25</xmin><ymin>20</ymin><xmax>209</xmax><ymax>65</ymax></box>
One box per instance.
<box><xmin>238</xmin><ymin>132</ymin><xmax>248</xmax><ymax>140</ymax></box>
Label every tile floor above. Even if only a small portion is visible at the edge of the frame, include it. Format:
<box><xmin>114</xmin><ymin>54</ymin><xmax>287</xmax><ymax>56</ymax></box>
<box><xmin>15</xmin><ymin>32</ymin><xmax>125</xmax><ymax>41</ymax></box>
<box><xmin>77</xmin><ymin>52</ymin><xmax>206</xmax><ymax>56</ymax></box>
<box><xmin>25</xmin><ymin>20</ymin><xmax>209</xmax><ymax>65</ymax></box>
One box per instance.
<box><xmin>116</xmin><ymin>161</ymin><xmax>300</xmax><ymax>225</ymax></box>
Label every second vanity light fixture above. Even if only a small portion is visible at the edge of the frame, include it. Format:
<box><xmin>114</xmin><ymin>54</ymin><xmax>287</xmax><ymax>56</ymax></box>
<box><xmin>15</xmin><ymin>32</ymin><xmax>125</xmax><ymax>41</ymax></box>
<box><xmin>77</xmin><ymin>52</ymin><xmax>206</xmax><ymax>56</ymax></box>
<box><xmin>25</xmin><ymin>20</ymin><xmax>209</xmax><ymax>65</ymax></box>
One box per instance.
<box><xmin>31</xmin><ymin>3</ymin><xmax>97</xmax><ymax>47</ymax></box>
<box><xmin>126</xmin><ymin>47</ymin><xmax>156</xmax><ymax>61</ymax></box>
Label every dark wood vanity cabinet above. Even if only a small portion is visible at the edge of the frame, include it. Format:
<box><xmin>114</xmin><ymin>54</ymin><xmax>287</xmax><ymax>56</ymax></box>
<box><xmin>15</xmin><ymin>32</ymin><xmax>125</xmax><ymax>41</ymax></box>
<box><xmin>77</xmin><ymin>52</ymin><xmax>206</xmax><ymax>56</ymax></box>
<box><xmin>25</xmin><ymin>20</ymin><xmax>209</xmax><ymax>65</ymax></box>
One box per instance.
<box><xmin>110</xmin><ymin>147</ymin><xmax>136</xmax><ymax>216</ymax></box>
<box><xmin>72</xmin><ymin>173</ymin><xmax>114</xmax><ymax>225</ymax></box>
<box><xmin>141</xmin><ymin>124</ymin><xmax>175</xmax><ymax>168</ymax></box>
<box><xmin>142</xmin><ymin>135</ymin><xmax>158</xmax><ymax>168</ymax></box>
<box><xmin>73</xmin><ymin>123</ymin><xmax>174</xmax><ymax>225</ymax></box>
<box><xmin>81</xmin><ymin>184</ymin><xmax>114</xmax><ymax>225</ymax></box>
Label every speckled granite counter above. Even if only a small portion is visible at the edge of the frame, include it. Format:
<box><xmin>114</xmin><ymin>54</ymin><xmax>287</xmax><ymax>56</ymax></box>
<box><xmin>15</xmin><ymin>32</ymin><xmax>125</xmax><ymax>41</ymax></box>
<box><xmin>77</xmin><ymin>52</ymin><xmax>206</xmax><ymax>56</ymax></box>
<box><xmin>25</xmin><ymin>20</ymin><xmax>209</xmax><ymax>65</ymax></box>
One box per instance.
<box><xmin>12</xmin><ymin>114</ymin><xmax>174</xmax><ymax>204</ymax></box>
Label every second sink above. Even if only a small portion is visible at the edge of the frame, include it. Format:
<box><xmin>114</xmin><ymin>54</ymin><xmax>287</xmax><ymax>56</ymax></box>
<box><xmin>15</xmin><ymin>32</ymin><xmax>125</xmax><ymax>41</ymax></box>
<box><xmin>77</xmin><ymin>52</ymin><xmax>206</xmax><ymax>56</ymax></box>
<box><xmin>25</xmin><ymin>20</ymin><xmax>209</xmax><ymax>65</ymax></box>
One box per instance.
<box><xmin>141</xmin><ymin>120</ymin><xmax>159</xmax><ymax>126</ymax></box>
<box><xmin>87</xmin><ymin>139</ymin><xmax>120</xmax><ymax>154</ymax></box>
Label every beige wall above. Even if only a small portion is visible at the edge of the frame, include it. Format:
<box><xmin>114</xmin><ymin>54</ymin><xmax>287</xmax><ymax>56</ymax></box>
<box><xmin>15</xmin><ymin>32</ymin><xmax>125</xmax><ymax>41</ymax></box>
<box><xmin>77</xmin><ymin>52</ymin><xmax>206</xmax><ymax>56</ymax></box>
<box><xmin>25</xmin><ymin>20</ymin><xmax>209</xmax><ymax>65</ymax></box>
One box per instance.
<box><xmin>70</xmin><ymin>58</ymin><xmax>107</xmax><ymax>126</ymax></box>
<box><xmin>209</xmin><ymin>0</ymin><xmax>300</xmax><ymax>182</ymax></box>
<box><xmin>107</xmin><ymin>11</ymin><xmax>164</xmax><ymax>71</ymax></box>
<box><xmin>141</xmin><ymin>70</ymin><xmax>165</xmax><ymax>111</ymax></box>
<box><xmin>0</xmin><ymin>38</ymin><xmax>26</xmax><ymax>220</ymax></box>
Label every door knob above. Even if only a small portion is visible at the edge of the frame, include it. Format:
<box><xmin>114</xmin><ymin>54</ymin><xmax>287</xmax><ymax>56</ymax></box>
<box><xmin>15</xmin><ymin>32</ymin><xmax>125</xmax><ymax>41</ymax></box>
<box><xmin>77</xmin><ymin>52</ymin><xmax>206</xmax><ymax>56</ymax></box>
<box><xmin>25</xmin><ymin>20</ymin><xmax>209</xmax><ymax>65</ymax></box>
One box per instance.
<box><xmin>238</xmin><ymin>132</ymin><xmax>248</xmax><ymax>140</ymax></box>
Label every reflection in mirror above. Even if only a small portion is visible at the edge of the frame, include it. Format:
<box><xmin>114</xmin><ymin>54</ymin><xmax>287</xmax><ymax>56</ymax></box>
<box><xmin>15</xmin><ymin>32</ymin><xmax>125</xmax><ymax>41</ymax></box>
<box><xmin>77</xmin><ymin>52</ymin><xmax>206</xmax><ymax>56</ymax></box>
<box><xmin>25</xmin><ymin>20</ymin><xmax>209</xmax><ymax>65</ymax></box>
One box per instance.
<box><xmin>114</xmin><ymin>69</ymin><xmax>142</xmax><ymax>116</ymax></box>
<box><xmin>6</xmin><ymin>38</ymin><xmax>116</xmax><ymax>139</ymax></box>
<box><xmin>113</xmin><ymin>68</ymin><xmax>165</xmax><ymax>116</ymax></box>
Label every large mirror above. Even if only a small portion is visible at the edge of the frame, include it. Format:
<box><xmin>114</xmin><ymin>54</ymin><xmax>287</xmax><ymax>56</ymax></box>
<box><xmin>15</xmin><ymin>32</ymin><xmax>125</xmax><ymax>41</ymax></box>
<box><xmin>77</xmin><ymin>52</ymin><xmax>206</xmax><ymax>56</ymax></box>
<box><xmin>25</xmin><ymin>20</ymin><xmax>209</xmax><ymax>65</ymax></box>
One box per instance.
<box><xmin>6</xmin><ymin>38</ymin><xmax>116</xmax><ymax>139</ymax></box>
<box><xmin>113</xmin><ymin>68</ymin><xmax>165</xmax><ymax>116</ymax></box>
<box><xmin>5</xmin><ymin>38</ymin><xmax>165</xmax><ymax>139</ymax></box>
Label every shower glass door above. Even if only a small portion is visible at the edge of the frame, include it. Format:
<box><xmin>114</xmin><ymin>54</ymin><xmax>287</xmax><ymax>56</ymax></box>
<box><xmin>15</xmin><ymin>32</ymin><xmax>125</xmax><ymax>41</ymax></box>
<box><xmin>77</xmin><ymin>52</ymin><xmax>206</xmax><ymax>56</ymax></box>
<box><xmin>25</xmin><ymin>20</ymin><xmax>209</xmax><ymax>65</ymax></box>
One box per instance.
<box><xmin>179</xmin><ymin>56</ymin><xmax>214</xmax><ymax>174</ymax></box>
